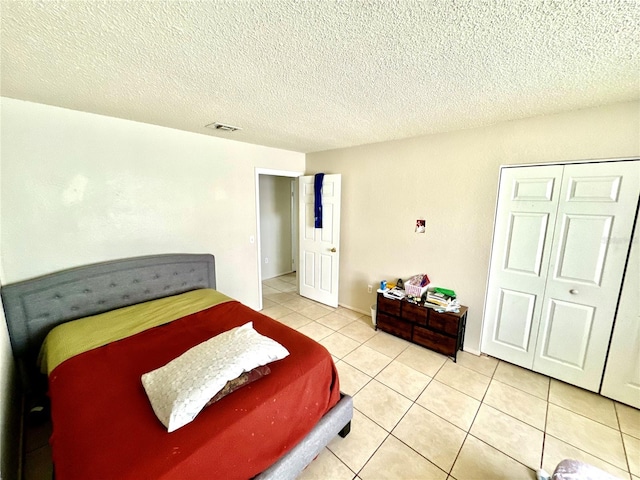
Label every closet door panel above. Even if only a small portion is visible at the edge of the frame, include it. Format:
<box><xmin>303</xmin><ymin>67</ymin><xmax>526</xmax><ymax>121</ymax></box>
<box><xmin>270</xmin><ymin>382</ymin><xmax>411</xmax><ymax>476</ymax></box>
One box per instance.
<box><xmin>481</xmin><ymin>166</ymin><xmax>563</xmax><ymax>368</ymax></box>
<box><xmin>537</xmin><ymin>299</ymin><xmax>595</xmax><ymax>369</ymax></box>
<box><xmin>492</xmin><ymin>288</ymin><xmax>537</xmax><ymax>351</ymax></box>
<box><xmin>554</xmin><ymin>214</ymin><xmax>612</xmax><ymax>284</ymax></box>
<box><xmin>601</xmin><ymin>217</ymin><xmax>640</xmax><ymax>408</ymax></box>
<box><xmin>533</xmin><ymin>161</ymin><xmax>640</xmax><ymax>391</ymax></box>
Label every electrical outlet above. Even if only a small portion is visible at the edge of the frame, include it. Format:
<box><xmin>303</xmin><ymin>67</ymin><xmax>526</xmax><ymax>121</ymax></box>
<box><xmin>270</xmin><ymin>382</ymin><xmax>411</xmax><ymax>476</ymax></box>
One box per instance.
<box><xmin>367</xmin><ymin>284</ymin><xmax>373</xmax><ymax>293</ymax></box>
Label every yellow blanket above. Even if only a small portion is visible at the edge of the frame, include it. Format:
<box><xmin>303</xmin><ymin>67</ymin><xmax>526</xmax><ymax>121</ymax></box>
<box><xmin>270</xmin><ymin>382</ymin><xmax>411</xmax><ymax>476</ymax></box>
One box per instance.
<box><xmin>39</xmin><ymin>289</ymin><xmax>233</xmax><ymax>375</ymax></box>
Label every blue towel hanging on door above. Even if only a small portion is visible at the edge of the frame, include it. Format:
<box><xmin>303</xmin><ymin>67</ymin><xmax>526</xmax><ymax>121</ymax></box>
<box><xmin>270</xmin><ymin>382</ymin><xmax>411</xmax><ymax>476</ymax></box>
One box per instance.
<box><xmin>314</xmin><ymin>173</ymin><xmax>325</xmax><ymax>228</ymax></box>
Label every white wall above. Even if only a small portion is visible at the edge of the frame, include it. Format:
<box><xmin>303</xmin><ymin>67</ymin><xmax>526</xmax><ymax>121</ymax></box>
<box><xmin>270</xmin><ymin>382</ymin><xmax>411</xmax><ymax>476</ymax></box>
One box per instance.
<box><xmin>259</xmin><ymin>175</ymin><xmax>293</xmax><ymax>280</ymax></box>
<box><xmin>0</xmin><ymin>98</ymin><xmax>305</xmax><ymax>306</ymax></box>
<box><xmin>307</xmin><ymin>100</ymin><xmax>640</xmax><ymax>354</ymax></box>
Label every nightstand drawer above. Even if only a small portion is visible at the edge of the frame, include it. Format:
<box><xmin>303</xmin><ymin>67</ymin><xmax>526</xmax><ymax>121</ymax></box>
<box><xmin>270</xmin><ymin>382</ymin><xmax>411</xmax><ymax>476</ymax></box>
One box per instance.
<box><xmin>402</xmin><ymin>302</ymin><xmax>428</xmax><ymax>325</ymax></box>
<box><xmin>377</xmin><ymin>295</ymin><xmax>401</xmax><ymax>316</ymax></box>
<box><xmin>413</xmin><ymin>326</ymin><xmax>457</xmax><ymax>356</ymax></box>
<box><xmin>377</xmin><ymin>313</ymin><xmax>412</xmax><ymax>341</ymax></box>
<box><xmin>428</xmin><ymin>311</ymin><xmax>459</xmax><ymax>336</ymax></box>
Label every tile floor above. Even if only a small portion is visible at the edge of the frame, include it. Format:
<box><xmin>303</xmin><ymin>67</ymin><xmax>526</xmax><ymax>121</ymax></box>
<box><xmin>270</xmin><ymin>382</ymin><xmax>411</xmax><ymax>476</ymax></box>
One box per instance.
<box><xmin>22</xmin><ymin>273</ymin><xmax>640</xmax><ymax>480</ymax></box>
<box><xmin>262</xmin><ymin>274</ymin><xmax>639</xmax><ymax>480</ymax></box>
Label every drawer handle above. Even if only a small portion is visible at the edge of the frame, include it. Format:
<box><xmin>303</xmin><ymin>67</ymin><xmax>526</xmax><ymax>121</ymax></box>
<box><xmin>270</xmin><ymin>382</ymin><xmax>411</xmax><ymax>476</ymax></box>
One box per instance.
<box><xmin>569</xmin><ymin>289</ymin><xmax>579</xmax><ymax>295</ymax></box>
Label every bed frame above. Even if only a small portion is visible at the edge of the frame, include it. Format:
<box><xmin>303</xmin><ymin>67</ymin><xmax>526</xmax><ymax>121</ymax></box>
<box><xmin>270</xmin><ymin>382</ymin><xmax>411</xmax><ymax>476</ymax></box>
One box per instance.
<box><xmin>2</xmin><ymin>253</ymin><xmax>353</xmax><ymax>480</ymax></box>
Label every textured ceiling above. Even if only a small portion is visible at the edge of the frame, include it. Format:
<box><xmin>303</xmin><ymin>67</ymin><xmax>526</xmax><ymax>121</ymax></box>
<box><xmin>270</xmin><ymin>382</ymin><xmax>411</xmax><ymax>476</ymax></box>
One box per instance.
<box><xmin>1</xmin><ymin>1</ymin><xmax>639</xmax><ymax>153</ymax></box>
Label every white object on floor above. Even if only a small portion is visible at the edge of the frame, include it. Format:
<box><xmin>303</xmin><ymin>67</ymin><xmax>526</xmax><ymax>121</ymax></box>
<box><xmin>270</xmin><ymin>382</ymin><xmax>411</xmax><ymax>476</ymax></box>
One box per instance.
<box><xmin>536</xmin><ymin>469</ymin><xmax>551</xmax><ymax>480</ymax></box>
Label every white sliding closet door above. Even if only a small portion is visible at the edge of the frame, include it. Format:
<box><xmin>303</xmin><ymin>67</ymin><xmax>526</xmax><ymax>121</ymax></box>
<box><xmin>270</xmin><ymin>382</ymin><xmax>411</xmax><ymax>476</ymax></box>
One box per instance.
<box><xmin>481</xmin><ymin>165</ymin><xmax>563</xmax><ymax>368</ymax></box>
<box><xmin>533</xmin><ymin>161</ymin><xmax>639</xmax><ymax>391</ymax></box>
<box><xmin>482</xmin><ymin>160</ymin><xmax>639</xmax><ymax>393</ymax></box>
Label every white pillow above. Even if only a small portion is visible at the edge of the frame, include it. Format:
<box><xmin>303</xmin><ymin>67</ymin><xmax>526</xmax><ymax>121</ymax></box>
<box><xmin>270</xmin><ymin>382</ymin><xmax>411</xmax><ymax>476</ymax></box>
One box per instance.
<box><xmin>141</xmin><ymin>322</ymin><xmax>289</xmax><ymax>432</ymax></box>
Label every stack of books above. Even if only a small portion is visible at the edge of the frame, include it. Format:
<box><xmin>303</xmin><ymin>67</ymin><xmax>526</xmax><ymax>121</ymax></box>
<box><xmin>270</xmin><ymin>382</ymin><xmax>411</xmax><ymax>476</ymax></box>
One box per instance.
<box><xmin>425</xmin><ymin>288</ymin><xmax>460</xmax><ymax>312</ymax></box>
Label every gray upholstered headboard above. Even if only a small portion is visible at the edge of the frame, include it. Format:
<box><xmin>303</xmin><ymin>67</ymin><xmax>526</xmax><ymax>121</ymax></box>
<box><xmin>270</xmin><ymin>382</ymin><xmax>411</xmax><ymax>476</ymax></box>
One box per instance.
<box><xmin>1</xmin><ymin>253</ymin><xmax>216</xmax><ymax>393</ymax></box>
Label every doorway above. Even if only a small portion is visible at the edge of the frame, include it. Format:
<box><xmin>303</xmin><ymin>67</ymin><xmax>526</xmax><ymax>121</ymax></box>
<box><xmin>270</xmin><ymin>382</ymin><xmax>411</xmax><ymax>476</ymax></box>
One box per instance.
<box><xmin>255</xmin><ymin>168</ymin><xmax>302</xmax><ymax>311</ymax></box>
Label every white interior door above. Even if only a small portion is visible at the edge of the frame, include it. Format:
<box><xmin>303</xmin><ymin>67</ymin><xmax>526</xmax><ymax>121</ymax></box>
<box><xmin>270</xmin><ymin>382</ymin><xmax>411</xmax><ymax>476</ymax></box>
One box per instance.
<box><xmin>533</xmin><ymin>161</ymin><xmax>640</xmax><ymax>391</ymax></box>
<box><xmin>298</xmin><ymin>174</ymin><xmax>341</xmax><ymax>307</ymax></box>
<box><xmin>481</xmin><ymin>165</ymin><xmax>563</xmax><ymax>368</ymax></box>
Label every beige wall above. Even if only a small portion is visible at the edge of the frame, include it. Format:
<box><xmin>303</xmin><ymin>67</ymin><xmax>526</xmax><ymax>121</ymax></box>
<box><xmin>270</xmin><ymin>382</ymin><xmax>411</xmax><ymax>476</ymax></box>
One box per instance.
<box><xmin>306</xmin><ymin>100</ymin><xmax>640</xmax><ymax>354</ymax></box>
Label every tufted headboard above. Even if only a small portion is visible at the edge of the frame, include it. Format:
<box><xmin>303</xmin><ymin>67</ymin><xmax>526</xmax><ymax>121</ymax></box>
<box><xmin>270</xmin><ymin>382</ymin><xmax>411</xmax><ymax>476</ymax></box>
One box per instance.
<box><xmin>1</xmin><ymin>253</ymin><xmax>216</xmax><ymax>393</ymax></box>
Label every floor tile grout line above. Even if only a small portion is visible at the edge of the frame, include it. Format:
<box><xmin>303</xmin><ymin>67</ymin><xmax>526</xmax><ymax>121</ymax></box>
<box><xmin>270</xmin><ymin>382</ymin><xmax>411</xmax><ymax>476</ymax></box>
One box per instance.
<box><xmin>613</xmin><ymin>403</ymin><xmax>640</xmax><ymax>441</ymax></box>
<box><xmin>329</xmin><ymin>399</ymin><xmax>394</xmax><ymax>476</ymax></box>
<box><xmin>540</xmin><ymin>390</ymin><xmax>550</xmax><ymax>471</ymax></box>
<box><xmin>542</xmin><ymin>432</ymin><xmax>632</xmax><ymax>477</ymax></box>
<box><xmin>492</xmin><ymin>371</ymin><xmax>624</xmax><ymax>433</ymax></box>
<box><xmin>385</xmin><ymin>430</ymin><xmax>452</xmax><ymax>478</ymax></box>
<box><xmin>468</xmin><ymin>434</ymin><xmax>537</xmax><ymax>473</ymax></box>
<box><xmin>488</xmin><ymin>376</ymin><xmax>549</xmax><ymax>402</ymax></box>
<box><xmin>372</xmin><ymin>367</ymin><xmax>434</xmax><ymax>405</ymax></box>
<box><xmin>546</xmin><ymin>383</ymin><xmax>630</xmax><ymax>470</ymax></box>
<box><xmin>445</xmin><ymin>363</ymin><xmax>499</xmax><ymax>477</ymax></box>
<box><xmin>614</xmin><ymin>405</ymin><xmax>634</xmax><ymax>477</ymax></box>
<box><xmin>549</xmin><ymin>402</ymin><xmax>629</xmax><ymax>434</ymax></box>
<box><xmin>479</xmin><ymin>400</ymin><xmax>546</xmax><ymax>434</ymax></box>
<box><xmin>322</xmin><ymin>446</ymin><xmax>358</xmax><ymax>478</ymax></box>
<box><xmin>352</xmin><ymin>430</ymin><xmax>392</xmax><ymax>479</ymax></box>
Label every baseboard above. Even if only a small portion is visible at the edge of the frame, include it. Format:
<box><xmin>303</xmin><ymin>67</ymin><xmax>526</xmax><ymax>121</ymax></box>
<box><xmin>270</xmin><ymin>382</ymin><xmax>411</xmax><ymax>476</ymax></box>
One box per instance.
<box><xmin>463</xmin><ymin>346</ymin><xmax>481</xmax><ymax>356</ymax></box>
<box><xmin>337</xmin><ymin>302</ymin><xmax>370</xmax><ymax>317</ymax></box>
<box><xmin>263</xmin><ymin>270</ymin><xmax>295</xmax><ymax>281</ymax></box>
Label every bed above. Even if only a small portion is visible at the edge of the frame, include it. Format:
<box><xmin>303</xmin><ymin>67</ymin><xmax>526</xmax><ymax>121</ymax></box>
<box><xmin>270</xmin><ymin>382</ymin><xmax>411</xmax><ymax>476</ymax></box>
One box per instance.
<box><xmin>2</xmin><ymin>253</ymin><xmax>353</xmax><ymax>479</ymax></box>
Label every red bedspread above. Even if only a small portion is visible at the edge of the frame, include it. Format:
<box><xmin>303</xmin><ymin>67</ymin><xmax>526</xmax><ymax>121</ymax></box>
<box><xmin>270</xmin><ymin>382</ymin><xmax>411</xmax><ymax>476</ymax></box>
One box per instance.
<box><xmin>48</xmin><ymin>300</ymin><xmax>341</xmax><ymax>479</ymax></box>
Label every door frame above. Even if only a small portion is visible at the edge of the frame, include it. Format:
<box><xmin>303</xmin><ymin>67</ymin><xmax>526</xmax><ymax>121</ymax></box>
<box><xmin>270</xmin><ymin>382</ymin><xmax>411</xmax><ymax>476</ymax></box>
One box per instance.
<box><xmin>254</xmin><ymin>168</ymin><xmax>303</xmax><ymax>311</ymax></box>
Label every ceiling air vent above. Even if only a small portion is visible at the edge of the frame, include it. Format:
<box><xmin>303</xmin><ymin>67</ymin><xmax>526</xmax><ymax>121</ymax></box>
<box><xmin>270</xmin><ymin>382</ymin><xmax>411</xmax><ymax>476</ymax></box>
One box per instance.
<box><xmin>205</xmin><ymin>122</ymin><xmax>242</xmax><ymax>132</ymax></box>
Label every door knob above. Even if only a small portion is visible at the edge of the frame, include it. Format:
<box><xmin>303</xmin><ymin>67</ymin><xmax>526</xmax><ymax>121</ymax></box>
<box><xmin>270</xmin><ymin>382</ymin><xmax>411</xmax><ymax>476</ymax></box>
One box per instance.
<box><xmin>329</xmin><ymin>247</ymin><xmax>337</xmax><ymax>252</ymax></box>
<box><xmin>569</xmin><ymin>289</ymin><xmax>579</xmax><ymax>295</ymax></box>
